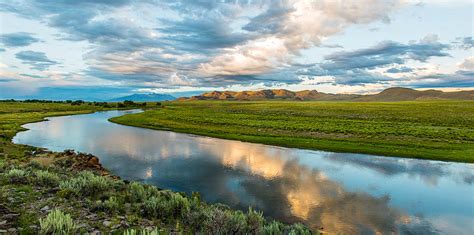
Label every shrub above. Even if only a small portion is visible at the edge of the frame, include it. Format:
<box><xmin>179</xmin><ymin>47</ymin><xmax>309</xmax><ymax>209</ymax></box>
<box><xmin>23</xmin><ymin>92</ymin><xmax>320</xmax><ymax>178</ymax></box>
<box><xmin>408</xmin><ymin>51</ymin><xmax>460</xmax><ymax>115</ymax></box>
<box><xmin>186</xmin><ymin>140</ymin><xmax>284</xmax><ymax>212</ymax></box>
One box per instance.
<box><xmin>123</xmin><ymin>227</ymin><xmax>162</xmax><ymax>235</ymax></box>
<box><xmin>142</xmin><ymin>193</ymin><xmax>190</xmax><ymax>220</ymax></box>
<box><xmin>103</xmin><ymin>196</ymin><xmax>121</xmax><ymax>212</ymax></box>
<box><xmin>227</xmin><ymin>210</ymin><xmax>248</xmax><ymax>234</ymax></box>
<box><xmin>246</xmin><ymin>207</ymin><xmax>264</xmax><ymax>234</ymax></box>
<box><xmin>202</xmin><ymin>207</ymin><xmax>230</xmax><ymax>234</ymax></box>
<box><xmin>34</xmin><ymin>170</ymin><xmax>60</xmax><ymax>186</ymax></box>
<box><xmin>163</xmin><ymin>193</ymin><xmax>191</xmax><ymax>219</ymax></box>
<box><xmin>128</xmin><ymin>182</ymin><xmax>160</xmax><ymax>203</ymax></box>
<box><xmin>262</xmin><ymin>221</ymin><xmax>284</xmax><ymax>235</ymax></box>
<box><xmin>129</xmin><ymin>182</ymin><xmax>148</xmax><ymax>203</ymax></box>
<box><xmin>39</xmin><ymin>209</ymin><xmax>76</xmax><ymax>234</ymax></box>
<box><xmin>4</xmin><ymin>168</ymin><xmax>28</xmax><ymax>183</ymax></box>
<box><xmin>287</xmin><ymin>223</ymin><xmax>311</xmax><ymax>235</ymax></box>
<box><xmin>59</xmin><ymin>171</ymin><xmax>121</xmax><ymax>197</ymax></box>
<box><xmin>142</xmin><ymin>196</ymin><xmax>161</xmax><ymax>218</ymax></box>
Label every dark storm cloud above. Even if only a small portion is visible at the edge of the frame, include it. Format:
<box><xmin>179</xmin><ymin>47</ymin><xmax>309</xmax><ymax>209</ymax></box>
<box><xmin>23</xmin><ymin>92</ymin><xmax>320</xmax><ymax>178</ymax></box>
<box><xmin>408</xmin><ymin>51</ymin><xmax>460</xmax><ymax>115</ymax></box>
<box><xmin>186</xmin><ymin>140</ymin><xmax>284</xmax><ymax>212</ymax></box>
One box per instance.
<box><xmin>15</xmin><ymin>51</ymin><xmax>58</xmax><ymax>70</ymax></box>
<box><xmin>0</xmin><ymin>32</ymin><xmax>40</xmax><ymax>47</ymax></box>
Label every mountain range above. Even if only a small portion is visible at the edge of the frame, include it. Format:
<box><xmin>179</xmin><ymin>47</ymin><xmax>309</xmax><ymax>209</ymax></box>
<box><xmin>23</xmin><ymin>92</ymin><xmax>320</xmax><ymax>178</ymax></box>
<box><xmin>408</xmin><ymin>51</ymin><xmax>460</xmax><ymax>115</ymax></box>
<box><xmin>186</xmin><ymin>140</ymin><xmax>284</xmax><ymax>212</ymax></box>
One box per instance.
<box><xmin>108</xmin><ymin>93</ymin><xmax>175</xmax><ymax>102</ymax></box>
<box><xmin>177</xmin><ymin>87</ymin><xmax>474</xmax><ymax>101</ymax></box>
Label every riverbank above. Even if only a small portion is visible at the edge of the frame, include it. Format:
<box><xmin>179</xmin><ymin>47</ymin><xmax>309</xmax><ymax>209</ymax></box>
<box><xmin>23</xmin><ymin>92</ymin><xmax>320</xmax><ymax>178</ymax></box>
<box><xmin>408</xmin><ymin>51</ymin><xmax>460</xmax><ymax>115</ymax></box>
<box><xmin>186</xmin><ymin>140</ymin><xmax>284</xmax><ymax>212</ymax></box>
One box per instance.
<box><xmin>0</xmin><ymin>102</ymin><xmax>313</xmax><ymax>233</ymax></box>
<box><xmin>110</xmin><ymin>100</ymin><xmax>474</xmax><ymax>163</ymax></box>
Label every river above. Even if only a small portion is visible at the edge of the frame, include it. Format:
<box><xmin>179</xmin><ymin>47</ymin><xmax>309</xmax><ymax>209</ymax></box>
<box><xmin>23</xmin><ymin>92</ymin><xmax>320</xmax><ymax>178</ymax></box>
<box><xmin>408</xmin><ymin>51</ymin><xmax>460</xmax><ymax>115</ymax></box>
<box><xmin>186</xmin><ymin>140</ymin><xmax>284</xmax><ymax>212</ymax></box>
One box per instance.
<box><xmin>12</xmin><ymin>109</ymin><xmax>474</xmax><ymax>234</ymax></box>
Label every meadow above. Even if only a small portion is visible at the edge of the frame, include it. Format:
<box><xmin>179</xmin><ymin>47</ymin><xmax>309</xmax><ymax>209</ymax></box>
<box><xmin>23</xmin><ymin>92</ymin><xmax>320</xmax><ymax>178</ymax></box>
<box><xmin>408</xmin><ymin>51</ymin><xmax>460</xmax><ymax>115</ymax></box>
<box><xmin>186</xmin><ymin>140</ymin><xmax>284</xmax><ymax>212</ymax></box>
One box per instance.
<box><xmin>111</xmin><ymin>100</ymin><xmax>474</xmax><ymax>163</ymax></box>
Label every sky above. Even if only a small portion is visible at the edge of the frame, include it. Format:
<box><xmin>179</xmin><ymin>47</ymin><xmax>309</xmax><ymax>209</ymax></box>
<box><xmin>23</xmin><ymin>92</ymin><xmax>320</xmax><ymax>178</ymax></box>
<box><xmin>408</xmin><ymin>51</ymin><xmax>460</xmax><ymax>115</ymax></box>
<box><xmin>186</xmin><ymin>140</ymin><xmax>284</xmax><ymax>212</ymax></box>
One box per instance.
<box><xmin>0</xmin><ymin>0</ymin><xmax>473</xmax><ymax>100</ymax></box>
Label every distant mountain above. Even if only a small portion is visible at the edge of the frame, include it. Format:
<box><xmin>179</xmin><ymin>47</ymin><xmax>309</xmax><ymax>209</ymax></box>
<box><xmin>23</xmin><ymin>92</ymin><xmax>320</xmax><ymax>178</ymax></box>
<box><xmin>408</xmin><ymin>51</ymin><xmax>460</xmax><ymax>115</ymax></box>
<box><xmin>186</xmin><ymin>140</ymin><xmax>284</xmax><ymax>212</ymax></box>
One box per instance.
<box><xmin>355</xmin><ymin>87</ymin><xmax>474</xmax><ymax>101</ymax></box>
<box><xmin>177</xmin><ymin>88</ymin><xmax>474</xmax><ymax>101</ymax></box>
<box><xmin>108</xmin><ymin>93</ymin><xmax>175</xmax><ymax>102</ymax></box>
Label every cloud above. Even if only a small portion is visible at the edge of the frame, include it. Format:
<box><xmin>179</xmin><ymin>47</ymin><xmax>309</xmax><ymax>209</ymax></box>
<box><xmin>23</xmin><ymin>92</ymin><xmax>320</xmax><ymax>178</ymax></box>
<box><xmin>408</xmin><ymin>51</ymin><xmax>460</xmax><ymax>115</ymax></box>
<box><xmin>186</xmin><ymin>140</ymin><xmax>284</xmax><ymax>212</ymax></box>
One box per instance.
<box><xmin>322</xmin><ymin>36</ymin><xmax>450</xmax><ymax>71</ymax></box>
<box><xmin>459</xmin><ymin>57</ymin><xmax>474</xmax><ymax>70</ymax></box>
<box><xmin>0</xmin><ymin>0</ymin><xmax>471</xmax><ymax>92</ymax></box>
<box><xmin>200</xmin><ymin>0</ymin><xmax>402</xmax><ymax>76</ymax></box>
<box><xmin>15</xmin><ymin>51</ymin><xmax>58</xmax><ymax>70</ymax></box>
<box><xmin>453</xmin><ymin>36</ymin><xmax>474</xmax><ymax>50</ymax></box>
<box><xmin>386</xmin><ymin>67</ymin><xmax>414</xmax><ymax>73</ymax></box>
<box><xmin>0</xmin><ymin>32</ymin><xmax>40</xmax><ymax>47</ymax></box>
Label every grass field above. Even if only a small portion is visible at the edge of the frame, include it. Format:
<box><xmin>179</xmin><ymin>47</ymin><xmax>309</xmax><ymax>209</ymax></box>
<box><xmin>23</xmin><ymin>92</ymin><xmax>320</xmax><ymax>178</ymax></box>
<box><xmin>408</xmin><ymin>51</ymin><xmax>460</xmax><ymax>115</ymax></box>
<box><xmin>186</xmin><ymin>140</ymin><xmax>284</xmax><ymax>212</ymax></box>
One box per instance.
<box><xmin>110</xmin><ymin>100</ymin><xmax>474</xmax><ymax>163</ymax></box>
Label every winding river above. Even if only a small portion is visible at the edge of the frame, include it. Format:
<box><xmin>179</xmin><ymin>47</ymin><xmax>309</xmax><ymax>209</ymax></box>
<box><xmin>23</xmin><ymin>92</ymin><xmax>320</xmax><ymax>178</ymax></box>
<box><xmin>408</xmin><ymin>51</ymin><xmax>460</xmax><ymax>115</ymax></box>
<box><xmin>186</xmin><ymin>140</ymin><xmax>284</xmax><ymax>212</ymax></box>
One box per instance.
<box><xmin>13</xmin><ymin>110</ymin><xmax>474</xmax><ymax>234</ymax></box>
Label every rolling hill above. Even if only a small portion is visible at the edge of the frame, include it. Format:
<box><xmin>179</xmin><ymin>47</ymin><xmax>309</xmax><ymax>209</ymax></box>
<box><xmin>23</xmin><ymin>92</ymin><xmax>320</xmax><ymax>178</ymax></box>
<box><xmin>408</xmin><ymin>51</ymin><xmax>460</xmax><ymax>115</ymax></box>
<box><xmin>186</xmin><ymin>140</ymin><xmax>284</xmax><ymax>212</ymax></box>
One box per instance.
<box><xmin>177</xmin><ymin>87</ymin><xmax>474</xmax><ymax>101</ymax></box>
<box><xmin>109</xmin><ymin>93</ymin><xmax>175</xmax><ymax>102</ymax></box>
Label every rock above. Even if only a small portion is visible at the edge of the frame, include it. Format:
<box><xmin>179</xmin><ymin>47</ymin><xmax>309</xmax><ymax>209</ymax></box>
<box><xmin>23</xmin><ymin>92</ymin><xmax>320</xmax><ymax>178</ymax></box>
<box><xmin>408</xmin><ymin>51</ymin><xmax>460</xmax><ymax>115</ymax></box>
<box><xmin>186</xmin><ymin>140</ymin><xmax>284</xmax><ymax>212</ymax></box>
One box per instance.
<box><xmin>103</xmin><ymin>221</ymin><xmax>112</xmax><ymax>227</ymax></box>
<box><xmin>86</xmin><ymin>214</ymin><xmax>97</xmax><ymax>220</ymax></box>
<box><xmin>76</xmin><ymin>223</ymin><xmax>88</xmax><ymax>229</ymax></box>
<box><xmin>87</xmin><ymin>156</ymin><xmax>100</xmax><ymax>166</ymax></box>
<box><xmin>3</xmin><ymin>214</ymin><xmax>19</xmax><ymax>220</ymax></box>
<box><xmin>47</xmin><ymin>187</ymin><xmax>60</xmax><ymax>194</ymax></box>
<box><xmin>0</xmin><ymin>221</ymin><xmax>6</xmax><ymax>226</ymax></box>
<box><xmin>91</xmin><ymin>230</ymin><xmax>101</xmax><ymax>235</ymax></box>
<box><xmin>0</xmin><ymin>230</ymin><xmax>6</xmax><ymax>233</ymax></box>
<box><xmin>7</xmin><ymin>228</ymin><xmax>16</xmax><ymax>232</ymax></box>
<box><xmin>40</xmin><ymin>205</ymin><xmax>50</xmax><ymax>212</ymax></box>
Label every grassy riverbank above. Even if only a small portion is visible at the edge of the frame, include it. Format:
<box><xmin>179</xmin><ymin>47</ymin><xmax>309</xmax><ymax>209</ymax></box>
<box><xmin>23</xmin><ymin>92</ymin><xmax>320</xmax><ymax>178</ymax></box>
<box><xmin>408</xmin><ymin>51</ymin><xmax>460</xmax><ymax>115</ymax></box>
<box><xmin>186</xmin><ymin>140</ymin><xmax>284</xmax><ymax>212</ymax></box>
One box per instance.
<box><xmin>0</xmin><ymin>101</ymin><xmax>312</xmax><ymax>233</ymax></box>
<box><xmin>110</xmin><ymin>100</ymin><xmax>474</xmax><ymax>163</ymax></box>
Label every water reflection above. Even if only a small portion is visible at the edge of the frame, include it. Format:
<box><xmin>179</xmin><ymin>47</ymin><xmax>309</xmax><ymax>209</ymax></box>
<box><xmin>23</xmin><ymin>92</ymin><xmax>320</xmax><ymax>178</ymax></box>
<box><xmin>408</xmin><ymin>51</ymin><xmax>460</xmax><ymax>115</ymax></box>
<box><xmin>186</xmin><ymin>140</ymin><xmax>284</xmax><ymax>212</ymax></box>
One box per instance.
<box><xmin>13</xmin><ymin>110</ymin><xmax>474</xmax><ymax>234</ymax></box>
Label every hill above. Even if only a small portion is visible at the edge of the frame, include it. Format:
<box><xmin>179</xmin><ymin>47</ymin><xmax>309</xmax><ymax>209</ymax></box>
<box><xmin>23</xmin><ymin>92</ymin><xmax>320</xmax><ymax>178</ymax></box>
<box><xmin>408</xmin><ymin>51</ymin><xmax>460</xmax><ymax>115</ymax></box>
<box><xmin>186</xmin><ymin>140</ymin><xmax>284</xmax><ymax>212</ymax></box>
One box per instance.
<box><xmin>355</xmin><ymin>87</ymin><xmax>474</xmax><ymax>101</ymax></box>
<box><xmin>177</xmin><ymin>87</ymin><xmax>474</xmax><ymax>101</ymax></box>
<box><xmin>109</xmin><ymin>93</ymin><xmax>175</xmax><ymax>102</ymax></box>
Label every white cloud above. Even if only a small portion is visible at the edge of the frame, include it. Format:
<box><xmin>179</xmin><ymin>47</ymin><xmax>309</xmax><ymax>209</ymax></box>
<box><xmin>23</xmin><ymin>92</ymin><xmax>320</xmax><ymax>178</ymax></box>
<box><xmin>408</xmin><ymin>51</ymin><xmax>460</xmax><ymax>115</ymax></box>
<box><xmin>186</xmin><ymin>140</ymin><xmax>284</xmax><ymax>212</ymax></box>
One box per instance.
<box><xmin>200</xmin><ymin>0</ymin><xmax>402</xmax><ymax>76</ymax></box>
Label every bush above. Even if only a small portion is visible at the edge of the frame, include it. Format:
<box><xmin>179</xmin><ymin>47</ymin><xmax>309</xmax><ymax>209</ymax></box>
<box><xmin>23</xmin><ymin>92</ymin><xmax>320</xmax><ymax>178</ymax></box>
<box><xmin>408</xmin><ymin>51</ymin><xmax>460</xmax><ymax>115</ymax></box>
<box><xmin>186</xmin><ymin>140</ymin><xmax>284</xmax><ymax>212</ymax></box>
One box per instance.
<box><xmin>227</xmin><ymin>210</ymin><xmax>247</xmax><ymax>234</ymax></box>
<box><xmin>103</xmin><ymin>196</ymin><xmax>121</xmax><ymax>212</ymax></box>
<box><xmin>128</xmin><ymin>182</ymin><xmax>160</xmax><ymax>203</ymax></box>
<box><xmin>142</xmin><ymin>196</ymin><xmax>161</xmax><ymax>218</ymax></box>
<box><xmin>34</xmin><ymin>170</ymin><xmax>60</xmax><ymax>186</ymax></box>
<box><xmin>4</xmin><ymin>168</ymin><xmax>28</xmax><ymax>183</ymax></box>
<box><xmin>262</xmin><ymin>221</ymin><xmax>284</xmax><ymax>235</ymax></box>
<box><xmin>246</xmin><ymin>207</ymin><xmax>264</xmax><ymax>234</ymax></box>
<box><xmin>287</xmin><ymin>223</ymin><xmax>311</xmax><ymax>235</ymax></box>
<box><xmin>39</xmin><ymin>209</ymin><xmax>76</xmax><ymax>234</ymax></box>
<box><xmin>142</xmin><ymin>192</ymin><xmax>190</xmax><ymax>220</ymax></box>
<box><xmin>123</xmin><ymin>227</ymin><xmax>162</xmax><ymax>235</ymax></box>
<box><xmin>129</xmin><ymin>182</ymin><xmax>148</xmax><ymax>203</ymax></box>
<box><xmin>59</xmin><ymin>171</ymin><xmax>121</xmax><ymax>197</ymax></box>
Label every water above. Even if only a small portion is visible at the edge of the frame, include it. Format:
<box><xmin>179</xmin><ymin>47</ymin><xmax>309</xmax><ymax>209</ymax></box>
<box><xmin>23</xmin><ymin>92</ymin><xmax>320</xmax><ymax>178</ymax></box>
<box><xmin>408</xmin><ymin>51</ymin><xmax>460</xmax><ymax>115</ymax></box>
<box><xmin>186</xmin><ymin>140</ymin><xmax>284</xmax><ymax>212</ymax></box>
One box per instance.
<box><xmin>13</xmin><ymin>110</ymin><xmax>474</xmax><ymax>234</ymax></box>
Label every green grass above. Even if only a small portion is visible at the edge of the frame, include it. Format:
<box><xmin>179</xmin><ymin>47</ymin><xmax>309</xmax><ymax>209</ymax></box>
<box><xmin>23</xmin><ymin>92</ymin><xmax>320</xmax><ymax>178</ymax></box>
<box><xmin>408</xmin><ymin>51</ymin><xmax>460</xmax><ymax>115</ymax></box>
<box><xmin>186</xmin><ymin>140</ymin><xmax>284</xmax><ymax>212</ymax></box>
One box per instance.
<box><xmin>110</xmin><ymin>100</ymin><xmax>474</xmax><ymax>163</ymax></box>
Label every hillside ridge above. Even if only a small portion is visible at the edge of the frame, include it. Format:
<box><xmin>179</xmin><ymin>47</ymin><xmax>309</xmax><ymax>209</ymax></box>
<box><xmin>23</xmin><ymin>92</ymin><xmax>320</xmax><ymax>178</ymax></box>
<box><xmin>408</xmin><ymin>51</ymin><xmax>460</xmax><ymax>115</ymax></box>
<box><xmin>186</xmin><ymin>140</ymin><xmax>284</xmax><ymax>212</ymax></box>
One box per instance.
<box><xmin>177</xmin><ymin>87</ymin><xmax>474</xmax><ymax>101</ymax></box>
